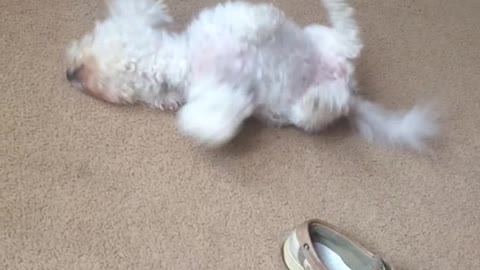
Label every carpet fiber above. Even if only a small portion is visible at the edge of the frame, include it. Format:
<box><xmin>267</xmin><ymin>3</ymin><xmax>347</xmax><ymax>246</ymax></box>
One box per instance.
<box><xmin>1</xmin><ymin>0</ymin><xmax>479</xmax><ymax>269</ymax></box>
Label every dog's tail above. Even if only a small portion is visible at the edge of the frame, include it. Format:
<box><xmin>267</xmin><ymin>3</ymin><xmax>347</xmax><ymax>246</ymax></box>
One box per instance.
<box><xmin>348</xmin><ymin>97</ymin><xmax>440</xmax><ymax>150</ymax></box>
<box><xmin>321</xmin><ymin>0</ymin><xmax>362</xmax><ymax>58</ymax></box>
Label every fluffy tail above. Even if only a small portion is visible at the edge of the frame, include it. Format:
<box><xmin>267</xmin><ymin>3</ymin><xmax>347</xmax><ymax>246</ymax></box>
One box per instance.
<box><xmin>349</xmin><ymin>98</ymin><xmax>439</xmax><ymax>150</ymax></box>
<box><xmin>321</xmin><ymin>0</ymin><xmax>362</xmax><ymax>58</ymax></box>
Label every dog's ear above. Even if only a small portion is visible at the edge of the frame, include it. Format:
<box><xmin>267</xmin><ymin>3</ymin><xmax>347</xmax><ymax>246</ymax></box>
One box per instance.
<box><xmin>106</xmin><ymin>0</ymin><xmax>172</xmax><ymax>27</ymax></box>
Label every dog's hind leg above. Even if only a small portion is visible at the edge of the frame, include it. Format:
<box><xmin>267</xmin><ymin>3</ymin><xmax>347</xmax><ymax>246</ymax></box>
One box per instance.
<box><xmin>177</xmin><ymin>80</ymin><xmax>255</xmax><ymax>147</ymax></box>
<box><xmin>289</xmin><ymin>79</ymin><xmax>351</xmax><ymax>132</ymax></box>
<box><xmin>319</xmin><ymin>0</ymin><xmax>362</xmax><ymax>59</ymax></box>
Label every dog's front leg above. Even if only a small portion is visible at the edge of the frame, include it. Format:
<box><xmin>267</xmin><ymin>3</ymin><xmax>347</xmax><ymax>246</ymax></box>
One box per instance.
<box><xmin>177</xmin><ymin>79</ymin><xmax>255</xmax><ymax>147</ymax></box>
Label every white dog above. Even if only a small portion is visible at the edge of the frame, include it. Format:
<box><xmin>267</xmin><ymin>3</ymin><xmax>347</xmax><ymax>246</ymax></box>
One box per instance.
<box><xmin>66</xmin><ymin>0</ymin><xmax>438</xmax><ymax>149</ymax></box>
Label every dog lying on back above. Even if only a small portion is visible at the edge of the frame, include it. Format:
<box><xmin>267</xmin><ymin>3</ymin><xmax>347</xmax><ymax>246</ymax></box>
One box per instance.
<box><xmin>65</xmin><ymin>0</ymin><xmax>438</xmax><ymax>149</ymax></box>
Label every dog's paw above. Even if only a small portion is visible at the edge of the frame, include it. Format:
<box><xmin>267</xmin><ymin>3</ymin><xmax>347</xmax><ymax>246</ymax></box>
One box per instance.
<box><xmin>154</xmin><ymin>101</ymin><xmax>181</xmax><ymax>111</ymax></box>
<box><xmin>149</xmin><ymin>91</ymin><xmax>185</xmax><ymax>111</ymax></box>
<box><xmin>177</xmin><ymin>101</ymin><xmax>240</xmax><ymax>147</ymax></box>
<box><xmin>290</xmin><ymin>81</ymin><xmax>351</xmax><ymax>132</ymax></box>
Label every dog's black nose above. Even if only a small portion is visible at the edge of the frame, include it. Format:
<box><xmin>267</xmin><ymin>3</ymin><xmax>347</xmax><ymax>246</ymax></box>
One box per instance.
<box><xmin>66</xmin><ymin>69</ymin><xmax>79</xmax><ymax>81</ymax></box>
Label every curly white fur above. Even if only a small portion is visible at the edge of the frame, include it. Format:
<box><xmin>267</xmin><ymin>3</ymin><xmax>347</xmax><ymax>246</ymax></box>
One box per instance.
<box><xmin>65</xmin><ymin>0</ymin><xmax>439</xmax><ymax>149</ymax></box>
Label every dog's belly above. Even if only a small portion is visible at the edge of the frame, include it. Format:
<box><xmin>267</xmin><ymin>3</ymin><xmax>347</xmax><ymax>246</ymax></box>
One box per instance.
<box><xmin>253</xmin><ymin>45</ymin><xmax>346</xmax><ymax>115</ymax></box>
<box><xmin>187</xmin><ymin>21</ymin><xmax>348</xmax><ymax>126</ymax></box>
<box><xmin>190</xmin><ymin>36</ymin><xmax>257</xmax><ymax>84</ymax></box>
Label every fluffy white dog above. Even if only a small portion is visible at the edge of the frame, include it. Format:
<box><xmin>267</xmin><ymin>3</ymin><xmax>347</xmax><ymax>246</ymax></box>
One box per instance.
<box><xmin>66</xmin><ymin>0</ymin><xmax>438</xmax><ymax>149</ymax></box>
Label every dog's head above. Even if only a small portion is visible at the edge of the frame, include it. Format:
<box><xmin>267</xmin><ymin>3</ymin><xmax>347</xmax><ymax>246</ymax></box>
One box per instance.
<box><xmin>65</xmin><ymin>0</ymin><xmax>171</xmax><ymax>104</ymax></box>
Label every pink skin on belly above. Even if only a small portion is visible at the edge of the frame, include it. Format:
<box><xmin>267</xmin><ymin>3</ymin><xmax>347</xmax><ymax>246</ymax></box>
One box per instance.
<box><xmin>312</xmin><ymin>55</ymin><xmax>347</xmax><ymax>84</ymax></box>
<box><xmin>290</xmin><ymin>54</ymin><xmax>348</xmax><ymax>103</ymax></box>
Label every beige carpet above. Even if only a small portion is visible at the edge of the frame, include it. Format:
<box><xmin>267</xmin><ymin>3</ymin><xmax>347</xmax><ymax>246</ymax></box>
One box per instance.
<box><xmin>1</xmin><ymin>0</ymin><xmax>479</xmax><ymax>269</ymax></box>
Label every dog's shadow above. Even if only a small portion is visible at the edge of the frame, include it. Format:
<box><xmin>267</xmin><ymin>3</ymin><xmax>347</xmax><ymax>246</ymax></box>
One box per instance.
<box><xmin>215</xmin><ymin>116</ymin><xmax>353</xmax><ymax>157</ymax></box>
<box><xmin>314</xmin><ymin>117</ymin><xmax>352</xmax><ymax>142</ymax></box>
<box><xmin>215</xmin><ymin>118</ymin><xmax>267</xmax><ymax>156</ymax></box>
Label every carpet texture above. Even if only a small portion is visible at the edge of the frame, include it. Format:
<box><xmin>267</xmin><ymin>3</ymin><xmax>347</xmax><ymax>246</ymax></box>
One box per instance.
<box><xmin>1</xmin><ymin>0</ymin><xmax>479</xmax><ymax>269</ymax></box>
